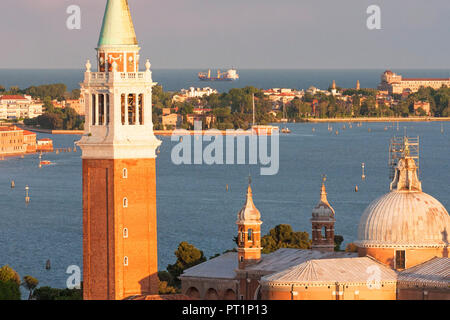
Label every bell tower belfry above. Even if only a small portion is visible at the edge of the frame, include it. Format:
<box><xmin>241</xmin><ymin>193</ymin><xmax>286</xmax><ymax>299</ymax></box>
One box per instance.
<box><xmin>77</xmin><ymin>0</ymin><xmax>161</xmax><ymax>300</ymax></box>
<box><xmin>236</xmin><ymin>178</ymin><xmax>263</xmax><ymax>270</ymax></box>
<box><xmin>311</xmin><ymin>176</ymin><xmax>336</xmax><ymax>252</ymax></box>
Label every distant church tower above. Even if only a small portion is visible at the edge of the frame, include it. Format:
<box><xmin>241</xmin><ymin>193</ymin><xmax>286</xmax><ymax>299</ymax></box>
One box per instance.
<box><xmin>331</xmin><ymin>80</ymin><xmax>337</xmax><ymax>95</ymax></box>
<box><xmin>311</xmin><ymin>177</ymin><xmax>336</xmax><ymax>252</ymax></box>
<box><xmin>236</xmin><ymin>179</ymin><xmax>262</xmax><ymax>269</ymax></box>
<box><xmin>77</xmin><ymin>0</ymin><xmax>161</xmax><ymax>300</ymax></box>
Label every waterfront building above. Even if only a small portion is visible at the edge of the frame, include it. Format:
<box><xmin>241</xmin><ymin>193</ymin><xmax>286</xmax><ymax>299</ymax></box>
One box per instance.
<box><xmin>36</xmin><ymin>138</ymin><xmax>53</xmax><ymax>152</ymax></box>
<box><xmin>0</xmin><ymin>126</ymin><xmax>38</xmax><ymax>155</ymax></box>
<box><xmin>23</xmin><ymin>130</ymin><xmax>37</xmax><ymax>153</ymax></box>
<box><xmin>77</xmin><ymin>0</ymin><xmax>161</xmax><ymax>300</ymax></box>
<box><xmin>162</xmin><ymin>113</ymin><xmax>182</xmax><ymax>129</ymax></box>
<box><xmin>413</xmin><ymin>101</ymin><xmax>431</xmax><ymax>116</ymax></box>
<box><xmin>0</xmin><ymin>95</ymin><xmax>43</xmax><ymax>120</ymax></box>
<box><xmin>64</xmin><ymin>98</ymin><xmax>86</xmax><ymax>116</ymax></box>
<box><xmin>262</xmin><ymin>88</ymin><xmax>304</xmax><ymax>105</ymax></box>
<box><xmin>0</xmin><ymin>126</ymin><xmax>26</xmax><ymax>155</ymax></box>
<box><xmin>185</xmin><ymin>114</ymin><xmax>215</xmax><ymax>129</ymax></box>
<box><xmin>172</xmin><ymin>87</ymin><xmax>218</xmax><ymax>103</ymax></box>
<box><xmin>378</xmin><ymin>70</ymin><xmax>450</xmax><ymax>94</ymax></box>
<box><xmin>180</xmin><ymin>139</ymin><xmax>450</xmax><ymax>300</ymax></box>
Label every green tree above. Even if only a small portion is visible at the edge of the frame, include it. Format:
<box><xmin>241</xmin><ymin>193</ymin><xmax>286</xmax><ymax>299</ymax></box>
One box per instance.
<box><xmin>22</xmin><ymin>275</ymin><xmax>39</xmax><ymax>300</ymax></box>
<box><xmin>71</xmin><ymin>89</ymin><xmax>81</xmax><ymax>100</ymax></box>
<box><xmin>0</xmin><ymin>265</ymin><xmax>21</xmax><ymax>300</ymax></box>
<box><xmin>345</xmin><ymin>243</ymin><xmax>358</xmax><ymax>253</ymax></box>
<box><xmin>261</xmin><ymin>224</ymin><xmax>311</xmax><ymax>254</ymax></box>
<box><xmin>167</xmin><ymin>242</ymin><xmax>207</xmax><ymax>286</ymax></box>
<box><xmin>32</xmin><ymin>286</ymin><xmax>82</xmax><ymax>300</ymax></box>
<box><xmin>334</xmin><ymin>235</ymin><xmax>344</xmax><ymax>251</ymax></box>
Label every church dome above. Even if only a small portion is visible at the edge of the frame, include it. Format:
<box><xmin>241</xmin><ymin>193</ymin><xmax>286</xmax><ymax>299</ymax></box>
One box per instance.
<box><xmin>357</xmin><ymin>191</ymin><xmax>449</xmax><ymax>248</ymax></box>
<box><xmin>357</xmin><ymin>150</ymin><xmax>450</xmax><ymax>248</ymax></box>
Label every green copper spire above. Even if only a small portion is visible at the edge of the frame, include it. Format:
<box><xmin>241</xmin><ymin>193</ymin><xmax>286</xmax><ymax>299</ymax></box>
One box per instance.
<box><xmin>98</xmin><ymin>0</ymin><xmax>138</xmax><ymax>47</ymax></box>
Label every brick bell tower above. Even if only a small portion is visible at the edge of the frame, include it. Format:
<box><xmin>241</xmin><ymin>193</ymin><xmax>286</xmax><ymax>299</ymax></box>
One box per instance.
<box><xmin>311</xmin><ymin>176</ymin><xmax>336</xmax><ymax>252</ymax></box>
<box><xmin>77</xmin><ymin>0</ymin><xmax>161</xmax><ymax>300</ymax></box>
<box><xmin>236</xmin><ymin>178</ymin><xmax>263</xmax><ymax>269</ymax></box>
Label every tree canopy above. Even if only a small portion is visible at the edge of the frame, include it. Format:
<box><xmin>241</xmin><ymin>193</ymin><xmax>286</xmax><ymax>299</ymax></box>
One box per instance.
<box><xmin>261</xmin><ymin>224</ymin><xmax>311</xmax><ymax>254</ymax></box>
<box><xmin>0</xmin><ymin>265</ymin><xmax>21</xmax><ymax>300</ymax></box>
<box><xmin>167</xmin><ymin>242</ymin><xmax>207</xmax><ymax>286</ymax></box>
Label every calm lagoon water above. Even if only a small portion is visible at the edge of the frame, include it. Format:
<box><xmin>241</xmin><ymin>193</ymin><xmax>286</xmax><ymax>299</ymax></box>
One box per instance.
<box><xmin>0</xmin><ymin>121</ymin><xmax>449</xmax><ymax>290</ymax></box>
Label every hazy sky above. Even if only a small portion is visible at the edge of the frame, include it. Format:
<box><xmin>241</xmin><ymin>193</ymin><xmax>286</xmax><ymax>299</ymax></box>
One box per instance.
<box><xmin>1</xmin><ymin>0</ymin><xmax>449</xmax><ymax>69</ymax></box>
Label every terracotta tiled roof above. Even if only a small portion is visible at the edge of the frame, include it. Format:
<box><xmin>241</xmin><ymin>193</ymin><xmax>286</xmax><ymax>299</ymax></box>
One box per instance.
<box><xmin>402</xmin><ymin>78</ymin><xmax>450</xmax><ymax>81</ymax></box>
<box><xmin>0</xmin><ymin>95</ymin><xmax>27</xmax><ymax>100</ymax></box>
<box><xmin>398</xmin><ymin>257</ymin><xmax>450</xmax><ymax>287</ymax></box>
<box><xmin>261</xmin><ymin>256</ymin><xmax>397</xmax><ymax>285</ymax></box>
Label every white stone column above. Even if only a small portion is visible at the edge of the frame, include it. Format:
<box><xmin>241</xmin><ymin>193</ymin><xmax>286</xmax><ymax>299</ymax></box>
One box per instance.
<box><xmin>144</xmin><ymin>90</ymin><xmax>152</xmax><ymax>129</ymax></box>
<box><xmin>135</xmin><ymin>93</ymin><xmax>140</xmax><ymax>125</ymax></box>
<box><xmin>95</xmin><ymin>94</ymin><xmax>99</xmax><ymax>125</ymax></box>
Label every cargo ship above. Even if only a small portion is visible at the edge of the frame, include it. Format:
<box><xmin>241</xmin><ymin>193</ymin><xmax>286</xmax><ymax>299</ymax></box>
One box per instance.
<box><xmin>198</xmin><ymin>68</ymin><xmax>239</xmax><ymax>81</ymax></box>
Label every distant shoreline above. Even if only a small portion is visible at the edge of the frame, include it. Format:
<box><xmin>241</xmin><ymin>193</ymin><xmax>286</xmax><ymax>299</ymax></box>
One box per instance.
<box><xmin>301</xmin><ymin>117</ymin><xmax>450</xmax><ymax>123</ymax></box>
<box><xmin>17</xmin><ymin>117</ymin><xmax>449</xmax><ymax>136</ymax></box>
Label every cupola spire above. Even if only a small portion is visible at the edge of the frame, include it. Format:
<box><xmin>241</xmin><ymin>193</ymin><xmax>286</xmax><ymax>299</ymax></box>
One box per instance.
<box><xmin>390</xmin><ymin>138</ymin><xmax>422</xmax><ymax>192</ymax></box>
<box><xmin>98</xmin><ymin>0</ymin><xmax>138</xmax><ymax>47</ymax></box>
<box><xmin>236</xmin><ymin>177</ymin><xmax>262</xmax><ymax>270</ymax></box>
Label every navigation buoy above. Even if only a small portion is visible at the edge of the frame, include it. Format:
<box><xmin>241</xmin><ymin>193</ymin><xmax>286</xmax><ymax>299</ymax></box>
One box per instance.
<box><xmin>226</xmin><ymin>184</ymin><xmax>229</xmax><ymax>192</ymax></box>
<box><xmin>361</xmin><ymin>163</ymin><xmax>366</xmax><ymax>180</ymax></box>
<box><xmin>25</xmin><ymin>185</ymin><xmax>30</xmax><ymax>204</ymax></box>
<box><xmin>355</xmin><ymin>185</ymin><xmax>359</xmax><ymax>192</ymax></box>
<box><xmin>11</xmin><ymin>180</ymin><xmax>15</xmax><ymax>189</ymax></box>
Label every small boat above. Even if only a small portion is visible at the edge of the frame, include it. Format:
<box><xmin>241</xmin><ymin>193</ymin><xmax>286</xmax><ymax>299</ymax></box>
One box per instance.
<box><xmin>280</xmin><ymin>102</ymin><xmax>291</xmax><ymax>134</ymax></box>
<box><xmin>40</xmin><ymin>161</ymin><xmax>52</xmax><ymax>166</ymax></box>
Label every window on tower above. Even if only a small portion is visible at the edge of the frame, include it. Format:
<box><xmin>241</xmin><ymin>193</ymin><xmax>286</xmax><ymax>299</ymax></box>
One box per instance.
<box><xmin>322</xmin><ymin>226</ymin><xmax>327</xmax><ymax>239</ymax></box>
<box><xmin>123</xmin><ymin>168</ymin><xmax>128</xmax><ymax>179</ymax></box>
<box><xmin>248</xmin><ymin>229</ymin><xmax>253</xmax><ymax>241</ymax></box>
<box><xmin>395</xmin><ymin>250</ymin><xmax>406</xmax><ymax>270</ymax></box>
<box><xmin>138</xmin><ymin>94</ymin><xmax>144</xmax><ymax>125</ymax></box>
<box><xmin>98</xmin><ymin>94</ymin><xmax>105</xmax><ymax>125</ymax></box>
<box><xmin>128</xmin><ymin>94</ymin><xmax>136</xmax><ymax>125</ymax></box>
<box><xmin>123</xmin><ymin>197</ymin><xmax>128</xmax><ymax>208</ymax></box>
<box><xmin>106</xmin><ymin>94</ymin><xmax>110</xmax><ymax>125</ymax></box>
<box><xmin>92</xmin><ymin>94</ymin><xmax>96</xmax><ymax>125</ymax></box>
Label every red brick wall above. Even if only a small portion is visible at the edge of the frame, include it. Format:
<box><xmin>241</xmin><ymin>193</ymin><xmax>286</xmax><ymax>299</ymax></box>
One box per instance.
<box><xmin>83</xmin><ymin>159</ymin><xmax>158</xmax><ymax>300</ymax></box>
